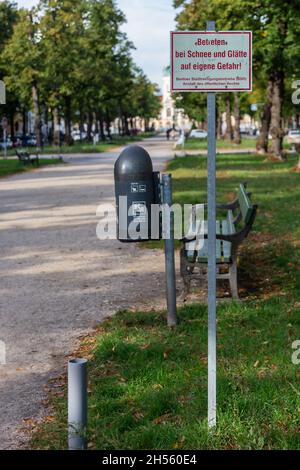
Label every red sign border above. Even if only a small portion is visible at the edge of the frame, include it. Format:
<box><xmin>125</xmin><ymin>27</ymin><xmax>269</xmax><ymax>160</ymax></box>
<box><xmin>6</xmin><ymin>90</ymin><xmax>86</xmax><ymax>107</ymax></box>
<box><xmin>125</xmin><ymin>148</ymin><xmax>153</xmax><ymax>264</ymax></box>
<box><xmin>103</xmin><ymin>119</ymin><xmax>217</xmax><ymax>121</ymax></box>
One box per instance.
<box><xmin>170</xmin><ymin>31</ymin><xmax>252</xmax><ymax>93</ymax></box>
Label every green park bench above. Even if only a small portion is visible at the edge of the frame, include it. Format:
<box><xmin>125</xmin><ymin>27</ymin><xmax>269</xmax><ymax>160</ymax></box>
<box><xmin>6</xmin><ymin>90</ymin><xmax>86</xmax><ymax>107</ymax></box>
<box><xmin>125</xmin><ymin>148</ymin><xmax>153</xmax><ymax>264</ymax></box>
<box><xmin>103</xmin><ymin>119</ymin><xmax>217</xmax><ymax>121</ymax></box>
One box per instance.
<box><xmin>16</xmin><ymin>150</ymin><xmax>39</xmax><ymax>165</ymax></box>
<box><xmin>180</xmin><ymin>183</ymin><xmax>258</xmax><ymax>299</ymax></box>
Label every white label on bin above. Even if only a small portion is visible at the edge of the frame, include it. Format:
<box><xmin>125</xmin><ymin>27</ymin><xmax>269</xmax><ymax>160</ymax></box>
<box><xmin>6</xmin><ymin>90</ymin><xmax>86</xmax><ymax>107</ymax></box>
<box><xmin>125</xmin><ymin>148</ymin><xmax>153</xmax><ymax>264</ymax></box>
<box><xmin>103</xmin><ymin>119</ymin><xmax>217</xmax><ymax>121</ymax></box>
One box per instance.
<box><xmin>132</xmin><ymin>201</ymin><xmax>147</xmax><ymax>222</ymax></box>
<box><xmin>131</xmin><ymin>183</ymin><xmax>139</xmax><ymax>193</ymax></box>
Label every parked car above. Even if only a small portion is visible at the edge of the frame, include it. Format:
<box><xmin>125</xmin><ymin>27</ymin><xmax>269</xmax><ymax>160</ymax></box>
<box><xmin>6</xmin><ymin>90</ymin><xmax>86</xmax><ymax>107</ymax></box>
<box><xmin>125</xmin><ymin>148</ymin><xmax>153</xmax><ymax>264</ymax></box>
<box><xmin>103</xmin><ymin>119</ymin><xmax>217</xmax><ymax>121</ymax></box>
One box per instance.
<box><xmin>286</xmin><ymin>129</ymin><xmax>300</xmax><ymax>145</ymax></box>
<box><xmin>13</xmin><ymin>135</ymin><xmax>23</xmax><ymax>148</ymax></box>
<box><xmin>72</xmin><ymin>130</ymin><xmax>87</xmax><ymax>142</ymax></box>
<box><xmin>15</xmin><ymin>134</ymin><xmax>38</xmax><ymax>147</ymax></box>
<box><xmin>189</xmin><ymin>129</ymin><xmax>208</xmax><ymax>139</ymax></box>
<box><xmin>25</xmin><ymin>134</ymin><xmax>37</xmax><ymax>146</ymax></box>
<box><xmin>0</xmin><ymin>137</ymin><xmax>13</xmax><ymax>149</ymax></box>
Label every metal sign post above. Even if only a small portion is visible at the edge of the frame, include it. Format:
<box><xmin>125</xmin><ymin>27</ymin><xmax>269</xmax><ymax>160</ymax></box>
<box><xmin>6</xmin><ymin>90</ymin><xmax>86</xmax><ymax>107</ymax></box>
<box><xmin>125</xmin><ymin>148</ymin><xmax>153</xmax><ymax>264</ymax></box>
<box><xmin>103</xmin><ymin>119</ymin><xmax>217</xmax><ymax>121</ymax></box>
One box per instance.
<box><xmin>206</xmin><ymin>20</ymin><xmax>217</xmax><ymax>429</ymax></box>
<box><xmin>171</xmin><ymin>23</ymin><xmax>252</xmax><ymax>429</ymax></box>
<box><xmin>162</xmin><ymin>173</ymin><xmax>178</xmax><ymax>327</ymax></box>
<box><xmin>3</xmin><ymin>128</ymin><xmax>7</xmax><ymax>160</ymax></box>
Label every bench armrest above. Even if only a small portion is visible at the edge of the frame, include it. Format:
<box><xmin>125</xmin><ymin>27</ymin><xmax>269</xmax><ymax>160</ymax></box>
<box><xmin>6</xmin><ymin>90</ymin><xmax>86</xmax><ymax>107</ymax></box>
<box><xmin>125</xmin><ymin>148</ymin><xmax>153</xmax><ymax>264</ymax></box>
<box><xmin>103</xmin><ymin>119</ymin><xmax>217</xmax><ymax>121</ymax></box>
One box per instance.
<box><xmin>200</xmin><ymin>199</ymin><xmax>240</xmax><ymax>211</ymax></box>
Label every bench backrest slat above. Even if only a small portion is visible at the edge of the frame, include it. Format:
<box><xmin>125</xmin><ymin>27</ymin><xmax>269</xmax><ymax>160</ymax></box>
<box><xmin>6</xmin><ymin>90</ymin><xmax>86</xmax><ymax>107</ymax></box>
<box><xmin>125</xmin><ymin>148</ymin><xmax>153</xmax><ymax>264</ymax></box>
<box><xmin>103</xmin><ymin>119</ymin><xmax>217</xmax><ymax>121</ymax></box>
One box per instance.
<box><xmin>238</xmin><ymin>184</ymin><xmax>253</xmax><ymax>225</ymax></box>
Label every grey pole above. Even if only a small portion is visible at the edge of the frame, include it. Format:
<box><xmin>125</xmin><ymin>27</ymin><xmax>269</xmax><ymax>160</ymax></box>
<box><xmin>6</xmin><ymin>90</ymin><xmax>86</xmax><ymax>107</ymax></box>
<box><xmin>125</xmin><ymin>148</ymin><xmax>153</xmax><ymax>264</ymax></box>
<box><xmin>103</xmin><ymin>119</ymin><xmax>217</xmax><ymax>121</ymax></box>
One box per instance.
<box><xmin>207</xmin><ymin>20</ymin><xmax>217</xmax><ymax>429</ymax></box>
<box><xmin>162</xmin><ymin>174</ymin><xmax>178</xmax><ymax>327</ymax></box>
<box><xmin>3</xmin><ymin>128</ymin><xmax>7</xmax><ymax>160</ymax></box>
<box><xmin>68</xmin><ymin>358</ymin><xmax>88</xmax><ymax>450</ymax></box>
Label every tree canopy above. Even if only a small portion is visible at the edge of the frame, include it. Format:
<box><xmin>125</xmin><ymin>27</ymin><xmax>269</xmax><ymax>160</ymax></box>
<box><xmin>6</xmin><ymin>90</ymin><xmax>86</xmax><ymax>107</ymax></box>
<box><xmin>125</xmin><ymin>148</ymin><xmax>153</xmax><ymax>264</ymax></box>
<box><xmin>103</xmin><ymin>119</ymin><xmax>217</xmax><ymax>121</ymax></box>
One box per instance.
<box><xmin>0</xmin><ymin>0</ymin><xmax>161</xmax><ymax>146</ymax></box>
<box><xmin>173</xmin><ymin>0</ymin><xmax>300</xmax><ymax>158</ymax></box>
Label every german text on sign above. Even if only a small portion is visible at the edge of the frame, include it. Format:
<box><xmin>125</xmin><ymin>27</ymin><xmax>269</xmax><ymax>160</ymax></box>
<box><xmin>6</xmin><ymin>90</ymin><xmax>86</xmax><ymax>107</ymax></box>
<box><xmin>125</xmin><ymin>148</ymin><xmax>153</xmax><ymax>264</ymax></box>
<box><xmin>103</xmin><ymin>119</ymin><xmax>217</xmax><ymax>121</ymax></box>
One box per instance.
<box><xmin>171</xmin><ymin>31</ymin><xmax>252</xmax><ymax>92</ymax></box>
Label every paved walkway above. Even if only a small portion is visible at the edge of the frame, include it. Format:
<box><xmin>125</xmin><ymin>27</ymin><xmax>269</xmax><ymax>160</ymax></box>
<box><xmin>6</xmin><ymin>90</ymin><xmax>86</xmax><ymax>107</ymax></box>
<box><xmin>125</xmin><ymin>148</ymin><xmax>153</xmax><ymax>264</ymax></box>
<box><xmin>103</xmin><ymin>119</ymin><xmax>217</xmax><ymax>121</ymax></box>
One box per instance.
<box><xmin>0</xmin><ymin>137</ymin><xmax>173</xmax><ymax>449</ymax></box>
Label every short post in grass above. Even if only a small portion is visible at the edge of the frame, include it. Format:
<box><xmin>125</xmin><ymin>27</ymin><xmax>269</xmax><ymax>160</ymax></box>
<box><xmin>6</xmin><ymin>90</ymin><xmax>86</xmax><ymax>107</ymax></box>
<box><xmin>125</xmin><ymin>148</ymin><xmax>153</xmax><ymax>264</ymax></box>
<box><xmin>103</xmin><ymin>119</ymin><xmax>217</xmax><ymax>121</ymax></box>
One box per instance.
<box><xmin>68</xmin><ymin>358</ymin><xmax>88</xmax><ymax>450</ymax></box>
<box><xmin>162</xmin><ymin>174</ymin><xmax>178</xmax><ymax>327</ymax></box>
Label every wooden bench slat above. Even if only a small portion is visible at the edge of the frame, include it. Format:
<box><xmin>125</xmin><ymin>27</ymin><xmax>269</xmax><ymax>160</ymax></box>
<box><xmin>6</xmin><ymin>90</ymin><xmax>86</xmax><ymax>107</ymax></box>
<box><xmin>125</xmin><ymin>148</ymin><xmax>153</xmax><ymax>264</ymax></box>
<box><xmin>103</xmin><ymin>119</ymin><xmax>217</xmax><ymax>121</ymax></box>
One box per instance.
<box><xmin>227</xmin><ymin>210</ymin><xmax>236</xmax><ymax>232</ymax></box>
<box><xmin>197</xmin><ymin>240</ymin><xmax>223</xmax><ymax>263</ymax></box>
<box><xmin>238</xmin><ymin>183</ymin><xmax>253</xmax><ymax>224</ymax></box>
<box><xmin>221</xmin><ymin>220</ymin><xmax>232</xmax><ymax>262</ymax></box>
<box><xmin>186</xmin><ymin>220</ymin><xmax>223</xmax><ymax>263</ymax></box>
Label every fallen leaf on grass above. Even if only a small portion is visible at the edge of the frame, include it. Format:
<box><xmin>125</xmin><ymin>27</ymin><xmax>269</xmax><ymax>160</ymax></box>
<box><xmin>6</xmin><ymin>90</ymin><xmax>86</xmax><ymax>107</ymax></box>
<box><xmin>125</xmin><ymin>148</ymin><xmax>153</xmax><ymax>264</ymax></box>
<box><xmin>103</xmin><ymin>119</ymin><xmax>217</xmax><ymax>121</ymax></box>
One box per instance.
<box><xmin>152</xmin><ymin>383</ymin><xmax>163</xmax><ymax>390</ymax></box>
<box><xmin>172</xmin><ymin>436</ymin><xmax>186</xmax><ymax>449</ymax></box>
<box><xmin>153</xmin><ymin>413</ymin><xmax>172</xmax><ymax>425</ymax></box>
<box><xmin>133</xmin><ymin>411</ymin><xmax>144</xmax><ymax>421</ymax></box>
<box><xmin>257</xmin><ymin>368</ymin><xmax>267</xmax><ymax>379</ymax></box>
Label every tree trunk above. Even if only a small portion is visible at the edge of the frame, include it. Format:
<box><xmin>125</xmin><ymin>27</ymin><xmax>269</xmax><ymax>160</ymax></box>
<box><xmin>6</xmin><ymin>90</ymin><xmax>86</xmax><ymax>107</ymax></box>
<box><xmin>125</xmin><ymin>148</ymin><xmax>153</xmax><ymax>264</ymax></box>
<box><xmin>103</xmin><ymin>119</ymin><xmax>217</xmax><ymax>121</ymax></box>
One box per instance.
<box><xmin>124</xmin><ymin>114</ymin><xmax>130</xmax><ymax>136</ymax></box>
<box><xmin>9</xmin><ymin>110</ymin><xmax>15</xmax><ymax>142</ymax></box>
<box><xmin>43</xmin><ymin>107</ymin><xmax>49</xmax><ymax>144</ymax></box>
<box><xmin>87</xmin><ymin>112</ymin><xmax>93</xmax><ymax>141</ymax></box>
<box><xmin>233</xmin><ymin>93</ymin><xmax>241</xmax><ymax>144</ymax></box>
<box><xmin>256</xmin><ymin>80</ymin><xmax>273</xmax><ymax>154</ymax></box>
<box><xmin>22</xmin><ymin>107</ymin><xmax>27</xmax><ymax>138</ymax></box>
<box><xmin>94</xmin><ymin>112</ymin><xmax>99</xmax><ymax>136</ymax></box>
<box><xmin>216</xmin><ymin>99</ymin><xmax>222</xmax><ymax>139</ymax></box>
<box><xmin>144</xmin><ymin>118</ymin><xmax>150</xmax><ymax>133</ymax></box>
<box><xmin>32</xmin><ymin>82</ymin><xmax>42</xmax><ymax>148</ymax></box>
<box><xmin>217</xmin><ymin>113</ymin><xmax>222</xmax><ymax>139</ymax></box>
<box><xmin>225</xmin><ymin>94</ymin><xmax>233</xmax><ymax>141</ymax></box>
<box><xmin>105</xmin><ymin>109</ymin><xmax>112</xmax><ymax>140</ymax></box>
<box><xmin>64</xmin><ymin>96</ymin><xmax>72</xmax><ymax>145</ymax></box>
<box><xmin>294</xmin><ymin>144</ymin><xmax>300</xmax><ymax>172</ymax></box>
<box><xmin>97</xmin><ymin>111</ymin><xmax>105</xmax><ymax>141</ymax></box>
<box><xmin>53</xmin><ymin>107</ymin><xmax>61</xmax><ymax>147</ymax></box>
<box><xmin>79</xmin><ymin>111</ymin><xmax>84</xmax><ymax>141</ymax></box>
<box><xmin>269</xmin><ymin>71</ymin><xmax>285</xmax><ymax>160</ymax></box>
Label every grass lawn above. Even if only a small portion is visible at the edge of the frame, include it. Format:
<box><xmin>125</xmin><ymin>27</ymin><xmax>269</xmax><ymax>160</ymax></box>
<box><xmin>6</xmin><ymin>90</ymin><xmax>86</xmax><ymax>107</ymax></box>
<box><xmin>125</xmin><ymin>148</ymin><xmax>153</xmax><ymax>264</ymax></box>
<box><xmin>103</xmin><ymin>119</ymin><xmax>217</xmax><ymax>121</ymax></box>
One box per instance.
<box><xmin>31</xmin><ymin>152</ymin><xmax>300</xmax><ymax>450</ymax></box>
<box><xmin>0</xmin><ymin>158</ymin><xmax>63</xmax><ymax>178</ymax></box>
<box><xmin>3</xmin><ymin>132</ymin><xmax>157</xmax><ymax>157</ymax></box>
<box><xmin>182</xmin><ymin>137</ymin><xmax>292</xmax><ymax>151</ymax></box>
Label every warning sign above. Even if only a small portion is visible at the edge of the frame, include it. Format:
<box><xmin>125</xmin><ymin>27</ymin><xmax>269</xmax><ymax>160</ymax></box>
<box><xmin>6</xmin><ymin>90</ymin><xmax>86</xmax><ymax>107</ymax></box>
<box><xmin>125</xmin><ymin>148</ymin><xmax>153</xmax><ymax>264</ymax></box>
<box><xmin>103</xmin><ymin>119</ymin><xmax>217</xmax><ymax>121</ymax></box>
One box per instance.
<box><xmin>171</xmin><ymin>31</ymin><xmax>252</xmax><ymax>92</ymax></box>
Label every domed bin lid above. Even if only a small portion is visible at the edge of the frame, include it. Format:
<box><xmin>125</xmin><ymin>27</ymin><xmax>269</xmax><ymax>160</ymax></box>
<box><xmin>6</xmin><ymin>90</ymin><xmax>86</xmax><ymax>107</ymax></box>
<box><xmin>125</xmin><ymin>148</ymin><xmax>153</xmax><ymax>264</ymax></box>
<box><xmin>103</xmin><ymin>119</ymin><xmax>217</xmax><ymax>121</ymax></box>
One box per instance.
<box><xmin>114</xmin><ymin>145</ymin><xmax>153</xmax><ymax>181</ymax></box>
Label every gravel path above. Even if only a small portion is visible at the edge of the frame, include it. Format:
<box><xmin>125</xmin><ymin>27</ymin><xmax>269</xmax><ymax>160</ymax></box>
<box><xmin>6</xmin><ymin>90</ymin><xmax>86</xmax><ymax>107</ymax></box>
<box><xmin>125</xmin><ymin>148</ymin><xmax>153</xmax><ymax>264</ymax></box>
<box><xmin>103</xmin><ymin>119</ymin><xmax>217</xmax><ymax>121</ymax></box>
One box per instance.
<box><xmin>0</xmin><ymin>137</ymin><xmax>174</xmax><ymax>449</ymax></box>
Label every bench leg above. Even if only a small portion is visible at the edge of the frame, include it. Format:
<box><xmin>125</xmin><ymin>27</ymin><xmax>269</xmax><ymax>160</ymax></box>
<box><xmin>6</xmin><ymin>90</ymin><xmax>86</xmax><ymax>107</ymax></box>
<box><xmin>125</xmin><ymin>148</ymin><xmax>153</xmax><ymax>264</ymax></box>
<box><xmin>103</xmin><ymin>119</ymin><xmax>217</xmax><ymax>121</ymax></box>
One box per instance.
<box><xmin>180</xmin><ymin>248</ymin><xmax>191</xmax><ymax>300</ymax></box>
<box><xmin>181</xmin><ymin>277</ymin><xmax>190</xmax><ymax>301</ymax></box>
<box><xmin>229</xmin><ymin>259</ymin><xmax>239</xmax><ymax>300</ymax></box>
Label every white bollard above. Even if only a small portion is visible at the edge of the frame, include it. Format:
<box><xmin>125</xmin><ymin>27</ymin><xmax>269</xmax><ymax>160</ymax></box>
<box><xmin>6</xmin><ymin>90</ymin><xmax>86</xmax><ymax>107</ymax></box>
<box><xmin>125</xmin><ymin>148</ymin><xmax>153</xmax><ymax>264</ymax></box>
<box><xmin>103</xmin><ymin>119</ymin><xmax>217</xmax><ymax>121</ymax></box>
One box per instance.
<box><xmin>68</xmin><ymin>359</ymin><xmax>88</xmax><ymax>450</ymax></box>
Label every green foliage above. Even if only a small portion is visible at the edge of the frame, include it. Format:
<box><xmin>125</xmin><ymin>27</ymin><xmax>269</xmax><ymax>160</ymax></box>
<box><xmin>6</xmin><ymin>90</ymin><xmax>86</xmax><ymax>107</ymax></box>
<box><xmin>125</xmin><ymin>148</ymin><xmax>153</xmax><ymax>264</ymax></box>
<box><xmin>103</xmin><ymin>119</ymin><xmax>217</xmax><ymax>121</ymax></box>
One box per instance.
<box><xmin>0</xmin><ymin>157</ymin><xmax>63</xmax><ymax>177</ymax></box>
<box><xmin>4</xmin><ymin>9</ymin><xmax>44</xmax><ymax>105</ymax></box>
<box><xmin>0</xmin><ymin>0</ymin><xmax>161</xmax><ymax>141</ymax></box>
<box><xmin>0</xmin><ymin>1</ymin><xmax>20</xmax><ymax>132</ymax></box>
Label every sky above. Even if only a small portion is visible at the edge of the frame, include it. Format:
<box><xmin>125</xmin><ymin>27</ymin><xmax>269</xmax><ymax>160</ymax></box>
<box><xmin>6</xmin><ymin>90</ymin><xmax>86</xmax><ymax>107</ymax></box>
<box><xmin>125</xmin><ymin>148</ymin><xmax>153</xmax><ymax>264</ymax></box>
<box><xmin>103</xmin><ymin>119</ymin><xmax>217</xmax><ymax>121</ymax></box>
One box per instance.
<box><xmin>17</xmin><ymin>0</ymin><xmax>177</xmax><ymax>91</ymax></box>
